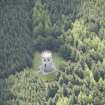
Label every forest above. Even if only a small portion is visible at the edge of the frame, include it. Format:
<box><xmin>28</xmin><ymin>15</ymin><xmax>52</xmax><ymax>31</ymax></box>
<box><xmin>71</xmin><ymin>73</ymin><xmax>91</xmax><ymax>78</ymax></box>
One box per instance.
<box><xmin>0</xmin><ymin>0</ymin><xmax>105</xmax><ymax>105</ymax></box>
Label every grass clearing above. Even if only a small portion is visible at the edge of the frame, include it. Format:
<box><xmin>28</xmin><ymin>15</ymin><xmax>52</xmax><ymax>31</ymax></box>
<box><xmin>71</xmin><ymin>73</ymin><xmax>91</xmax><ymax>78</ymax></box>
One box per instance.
<box><xmin>31</xmin><ymin>52</ymin><xmax>65</xmax><ymax>82</ymax></box>
<box><xmin>32</xmin><ymin>52</ymin><xmax>65</xmax><ymax>71</ymax></box>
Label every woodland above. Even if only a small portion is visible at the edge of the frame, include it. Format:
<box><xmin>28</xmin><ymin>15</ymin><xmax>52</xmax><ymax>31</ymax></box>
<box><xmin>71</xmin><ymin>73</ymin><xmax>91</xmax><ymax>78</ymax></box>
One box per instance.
<box><xmin>0</xmin><ymin>0</ymin><xmax>105</xmax><ymax>105</ymax></box>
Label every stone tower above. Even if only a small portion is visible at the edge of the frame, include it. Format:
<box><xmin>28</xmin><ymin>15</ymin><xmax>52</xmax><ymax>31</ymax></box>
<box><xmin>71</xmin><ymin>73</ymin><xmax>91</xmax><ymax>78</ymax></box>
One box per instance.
<box><xmin>40</xmin><ymin>51</ymin><xmax>55</xmax><ymax>73</ymax></box>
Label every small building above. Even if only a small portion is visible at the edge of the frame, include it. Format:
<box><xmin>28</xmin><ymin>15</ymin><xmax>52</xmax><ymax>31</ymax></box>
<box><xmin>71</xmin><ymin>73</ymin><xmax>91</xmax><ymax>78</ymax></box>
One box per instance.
<box><xmin>40</xmin><ymin>51</ymin><xmax>55</xmax><ymax>73</ymax></box>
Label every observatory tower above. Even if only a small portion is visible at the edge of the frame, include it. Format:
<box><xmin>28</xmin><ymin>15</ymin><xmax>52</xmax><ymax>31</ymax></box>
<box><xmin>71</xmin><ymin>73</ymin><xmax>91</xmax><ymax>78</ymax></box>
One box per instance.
<box><xmin>40</xmin><ymin>51</ymin><xmax>55</xmax><ymax>73</ymax></box>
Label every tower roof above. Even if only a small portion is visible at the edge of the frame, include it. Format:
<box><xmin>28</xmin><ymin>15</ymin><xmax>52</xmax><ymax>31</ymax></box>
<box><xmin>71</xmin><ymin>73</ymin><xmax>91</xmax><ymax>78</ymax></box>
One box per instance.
<box><xmin>41</xmin><ymin>51</ymin><xmax>52</xmax><ymax>58</ymax></box>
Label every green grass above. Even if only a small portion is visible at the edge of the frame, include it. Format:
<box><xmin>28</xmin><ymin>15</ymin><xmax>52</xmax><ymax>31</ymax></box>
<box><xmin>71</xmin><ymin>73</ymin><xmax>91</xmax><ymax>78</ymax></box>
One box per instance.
<box><xmin>53</xmin><ymin>53</ymin><xmax>65</xmax><ymax>68</ymax></box>
<box><xmin>38</xmin><ymin>71</ymin><xmax>57</xmax><ymax>82</ymax></box>
<box><xmin>32</xmin><ymin>52</ymin><xmax>42</xmax><ymax>71</ymax></box>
